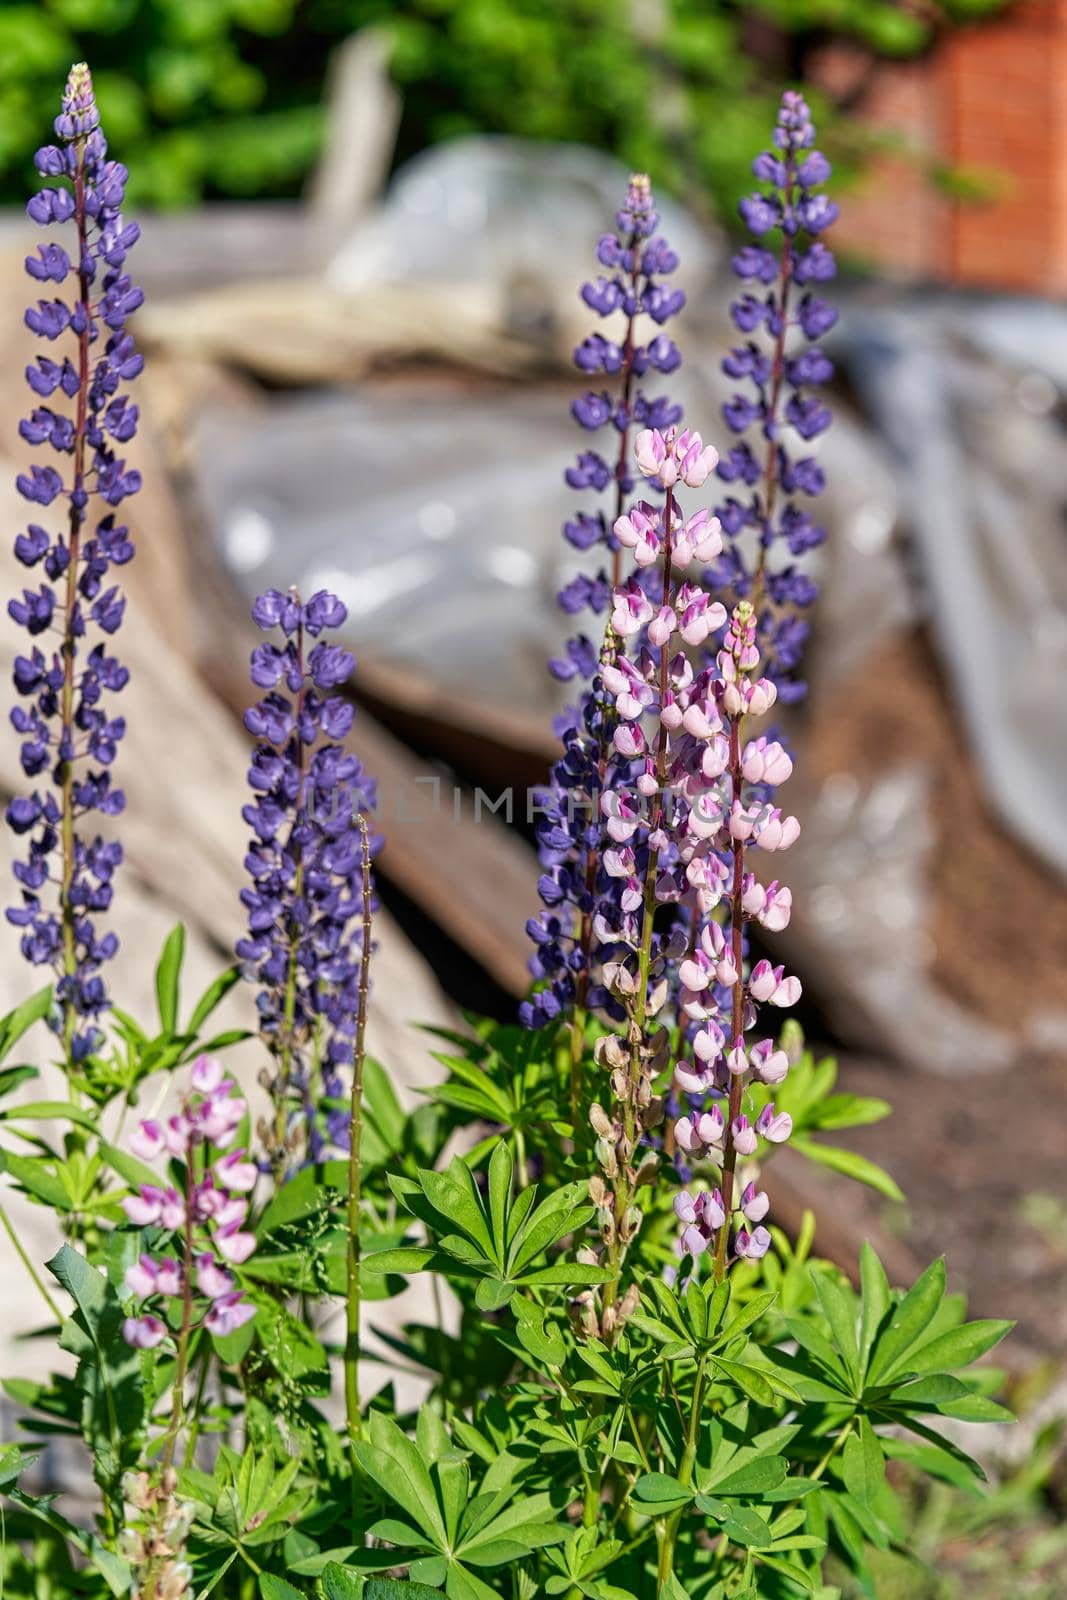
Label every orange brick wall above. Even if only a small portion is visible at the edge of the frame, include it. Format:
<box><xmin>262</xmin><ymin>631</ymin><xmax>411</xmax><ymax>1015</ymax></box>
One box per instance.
<box><xmin>811</xmin><ymin>1</ymin><xmax>1067</xmax><ymax>294</ymax></box>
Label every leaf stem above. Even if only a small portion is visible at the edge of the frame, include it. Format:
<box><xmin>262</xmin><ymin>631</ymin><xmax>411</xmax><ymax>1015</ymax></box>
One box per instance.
<box><xmin>811</xmin><ymin>1413</ymin><xmax>856</xmax><ymax>1481</ymax></box>
<box><xmin>0</xmin><ymin>1200</ymin><xmax>61</xmax><ymax>1320</ymax></box>
<box><xmin>656</xmin><ymin>1352</ymin><xmax>708</xmax><ymax>1591</ymax></box>
<box><xmin>344</xmin><ymin>813</ymin><xmax>374</xmax><ymax>1447</ymax></box>
<box><xmin>161</xmin><ymin>1139</ymin><xmax>196</xmax><ymax>1469</ymax></box>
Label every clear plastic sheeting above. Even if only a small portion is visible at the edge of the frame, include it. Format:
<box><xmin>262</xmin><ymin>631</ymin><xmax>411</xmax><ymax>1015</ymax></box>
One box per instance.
<box><xmin>327</xmin><ymin>135</ymin><xmax>718</xmax><ymax>330</ymax></box>
<box><xmin>842</xmin><ymin>297</ymin><xmax>1067</xmax><ymax>879</ymax></box>
<box><xmin>785</xmin><ymin>764</ymin><xmax>1013</xmax><ymax>1077</ymax></box>
<box><xmin>196</xmin><ymin>387</ymin><xmax>601</xmax><ymax>713</ymax></box>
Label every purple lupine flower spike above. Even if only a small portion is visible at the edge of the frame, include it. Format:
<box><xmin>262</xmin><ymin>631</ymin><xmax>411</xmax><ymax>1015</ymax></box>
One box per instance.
<box><xmin>6</xmin><ymin>63</ymin><xmax>143</xmax><ymax>1061</ymax></box>
<box><xmin>237</xmin><ymin>587</ymin><xmax>378</xmax><ymax>1173</ymax></box>
<box><xmin>710</xmin><ymin>88</ymin><xmax>836</xmax><ymax>702</ymax></box>
<box><xmin>523</xmin><ymin>175</ymin><xmax>685</xmax><ymax>1030</ymax></box>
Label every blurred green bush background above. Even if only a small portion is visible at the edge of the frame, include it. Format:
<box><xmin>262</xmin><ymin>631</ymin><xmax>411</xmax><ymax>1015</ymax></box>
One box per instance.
<box><xmin>0</xmin><ymin>0</ymin><xmax>1007</xmax><ymax>214</ymax></box>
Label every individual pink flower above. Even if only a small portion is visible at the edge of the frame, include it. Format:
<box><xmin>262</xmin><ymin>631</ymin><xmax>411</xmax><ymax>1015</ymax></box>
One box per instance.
<box><xmin>195</xmin><ymin>1254</ymin><xmax>235</xmax><ymax>1300</ymax></box>
<box><xmin>129</xmin><ymin>1120</ymin><xmax>164</xmax><ymax>1161</ymax></box>
<box><xmin>647</xmin><ymin>605</ymin><xmax>677</xmax><ymax>649</ymax></box>
<box><xmin>215</xmin><ymin>1223</ymin><xmax>256</xmax><ymax>1265</ymax></box>
<box><xmin>214</xmin><ymin>1151</ymin><xmax>258</xmax><ymax>1194</ymax></box>
<box><xmin>750</xmin><ymin>1039</ymin><xmax>789</xmax><ymax>1084</ymax></box>
<box><xmin>124</xmin><ymin>1255</ymin><xmax>159</xmax><ymax>1298</ymax></box>
<box><xmin>756</xmin><ymin>1104</ymin><xmax>793</xmax><ymax>1143</ymax></box>
<box><xmin>749</xmin><ymin>959</ymin><xmax>801</xmax><ymax>1007</ymax></box>
<box><xmin>204</xmin><ymin>1292</ymin><xmax>256</xmax><ymax>1337</ymax></box>
<box><xmin>726</xmin><ymin>1038</ymin><xmax>748</xmax><ymax>1076</ymax></box>
<box><xmin>190</xmin><ymin>1054</ymin><xmax>224</xmax><ymax>1095</ymax></box>
<box><xmin>122</xmin><ymin>1186</ymin><xmax>164</xmax><ymax>1227</ymax></box>
<box><xmin>736</xmin><ymin>1226</ymin><xmax>772</xmax><ymax>1260</ymax></box>
<box><xmin>158</xmin><ymin>1188</ymin><xmax>186</xmax><ymax>1231</ymax></box>
<box><xmin>611</xmin><ymin>577</ymin><xmax>654</xmax><ymax>638</ymax></box>
<box><xmin>613</xmin><ymin>501</ymin><xmax>662</xmax><ymax>567</ymax></box>
<box><xmin>741</xmin><ymin>736</ymin><xmax>793</xmax><ymax>787</ymax></box>
<box><xmin>730</xmin><ymin>1114</ymin><xmax>758</xmax><ymax>1156</ymax></box>
<box><xmin>122</xmin><ymin>1314</ymin><xmax>167</xmax><ymax>1349</ymax></box>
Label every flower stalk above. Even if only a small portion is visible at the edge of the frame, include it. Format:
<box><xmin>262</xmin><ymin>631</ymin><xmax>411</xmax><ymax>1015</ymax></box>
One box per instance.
<box><xmin>344</xmin><ymin>813</ymin><xmax>375</xmax><ymax>1445</ymax></box>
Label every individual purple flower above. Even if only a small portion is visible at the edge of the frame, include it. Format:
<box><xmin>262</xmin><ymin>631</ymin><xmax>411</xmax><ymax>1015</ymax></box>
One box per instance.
<box><xmin>523</xmin><ymin>175</ymin><xmax>686</xmax><ymax>1030</ymax></box>
<box><xmin>237</xmin><ymin>587</ymin><xmax>378</xmax><ymax>1172</ymax></box>
<box><xmin>121</xmin><ymin>1058</ymin><xmax>257</xmax><ymax>1349</ymax></box>
<box><xmin>710</xmin><ymin>88</ymin><xmax>836</xmax><ymax>703</ymax></box>
<box><xmin>5</xmin><ymin>63</ymin><xmax>143</xmax><ymax>1062</ymax></box>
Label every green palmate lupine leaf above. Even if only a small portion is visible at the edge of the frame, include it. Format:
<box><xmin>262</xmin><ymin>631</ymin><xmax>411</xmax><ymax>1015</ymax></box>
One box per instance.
<box><xmin>0</xmin><ymin>1065</ymin><xmax>39</xmax><ymax>1102</ymax></box>
<box><xmin>886</xmin><ymin>1374</ymin><xmax>1012</xmax><ymax>1423</ymax></box>
<box><xmin>321</xmin><ymin>1564</ymin><xmax>368</xmax><ymax>1600</ymax></box>
<box><xmin>512</xmin><ymin>1297</ymin><xmax>567</xmax><ymax>1367</ymax></box>
<box><xmin>185</xmin><ymin>961</ymin><xmax>243</xmax><ymax>1036</ymax></box>
<box><xmin>154</xmin><ymin>923</ymin><xmax>185</xmax><ymax>1034</ymax></box>
<box><xmin>365</xmin><ymin>1581</ymin><xmax>443</xmax><ymax>1600</ymax></box>
<box><xmin>0</xmin><ymin>1149</ymin><xmax>73</xmax><ymax>1210</ymax></box>
<box><xmin>258</xmin><ymin>1577</ymin><xmax>303</xmax><ymax>1600</ymax></box>
<box><xmin>806</xmin><ymin>1093</ymin><xmax>892</xmax><ymax>1132</ymax></box>
<box><xmin>255</xmin><ymin>1158</ymin><xmax>348</xmax><ymax>1234</ymax></box>
<box><xmin>367</xmin><ymin>1517</ymin><xmax>432</xmax><ymax>1549</ymax></box>
<box><xmin>709</xmin><ymin>1357</ymin><xmax>776</xmax><ymax>1406</ymax></box>
<box><xmin>812</xmin><ymin>1273</ymin><xmax>860</xmax><ymax>1385</ymax></box>
<box><xmin>354</xmin><ymin>1412</ymin><xmax>448</xmax><ymax>1549</ymax></box>
<box><xmin>719</xmin><ymin>1289</ymin><xmax>773</xmax><ymax>1344</ymax></box>
<box><xmin>508</xmin><ymin>1186</ymin><xmax>591</xmax><ymax>1272</ymax></box>
<box><xmin>362</xmin><ymin>1247</ymin><xmax>447</xmax><ymax>1276</ymax></box>
<box><xmin>840</xmin><ymin>1420</ymin><xmax>884</xmax><ymax>1508</ymax></box>
<box><xmin>0</xmin><ymin>986</ymin><xmax>52</xmax><ymax>1063</ymax></box>
<box><xmin>247</xmin><ymin>1293</ymin><xmax>329</xmax><ymax>1379</ymax></box>
<box><xmin>865</xmin><ymin>1257</ymin><xmax>946</xmax><ymax>1385</ymax></box>
<box><xmin>858</xmin><ymin>1242</ymin><xmax>892</xmax><ymax>1374</ymax></box>
<box><xmin>504</xmin><ymin>1183</ymin><xmax>538</xmax><ymax>1248</ymax></box>
<box><xmin>362</xmin><ymin>1056</ymin><xmax>408</xmax><ymax>1165</ymax></box>
<box><xmin>709</xmin><ymin>1455</ymin><xmax>789</xmax><ymax>1497</ymax></box>
<box><xmin>458</xmin><ymin>1499</ymin><xmax>568</xmax><ymax>1561</ymax></box>
<box><xmin>6</xmin><ymin>1485</ymin><xmax>131</xmax><ymax>1595</ymax></box>
<box><xmin>475</xmin><ymin>1277</ymin><xmax>515</xmax><ymax>1312</ymax></box>
<box><xmin>518</xmin><ymin>1262</ymin><xmax>610</xmax><ymax>1288</ymax></box>
<box><xmin>631</xmin><ymin>1473</ymin><xmax>694</xmax><ymax>1514</ymax></box>
<box><xmin>436</xmin><ymin>1458</ymin><xmax>469</xmax><ymax>1549</ymax></box>
<box><xmin>880</xmin><ymin>1435</ymin><xmax>982</xmax><ymax>1489</ymax></box>
<box><xmin>902</xmin><ymin>1317</ymin><xmax>1013</xmax><ymax>1376</ymax></box>
<box><xmin>789</xmin><ymin>1136</ymin><xmax>904</xmax><ymax>1203</ymax></box>
<box><xmin>98</xmin><ymin>1139</ymin><xmax>165</xmax><ymax>1195</ymax></box>
<box><xmin>783</xmin><ymin>1315</ymin><xmax>854</xmax><ymax>1393</ymax></box>
<box><xmin>754</xmin><ymin>1552</ymin><xmax>818</xmax><ymax>1593</ymax></box>
<box><xmin>415</xmin><ymin>1404</ymin><xmax>451</xmax><ymax>1468</ymax></box>
<box><xmin>419</xmin><ymin>1165</ymin><xmax>494</xmax><ymax>1259</ymax></box>
<box><xmin>487</xmin><ymin>1139</ymin><xmax>513</xmax><ymax>1250</ymax></box>
<box><xmin>721</xmin><ymin>1505</ymin><xmax>775</xmax><ymax>1548</ymax></box>
<box><xmin>0</xmin><ymin>1099</ymin><xmax>99</xmax><ymax>1132</ymax></box>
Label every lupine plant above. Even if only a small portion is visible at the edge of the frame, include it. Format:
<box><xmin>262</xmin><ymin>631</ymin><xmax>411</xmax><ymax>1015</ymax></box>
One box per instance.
<box><xmin>0</xmin><ymin>65</ymin><xmax>1015</xmax><ymax>1600</ymax></box>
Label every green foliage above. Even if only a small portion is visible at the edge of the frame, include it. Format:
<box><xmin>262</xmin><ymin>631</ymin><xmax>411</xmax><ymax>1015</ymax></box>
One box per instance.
<box><xmin>0</xmin><ymin>955</ymin><xmax>1016</xmax><ymax>1600</ymax></box>
<box><xmin>0</xmin><ymin>1</ymin><xmax>1008</xmax><ymax>212</ymax></box>
<box><xmin>367</xmin><ymin>1139</ymin><xmax>610</xmax><ymax>1310</ymax></box>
